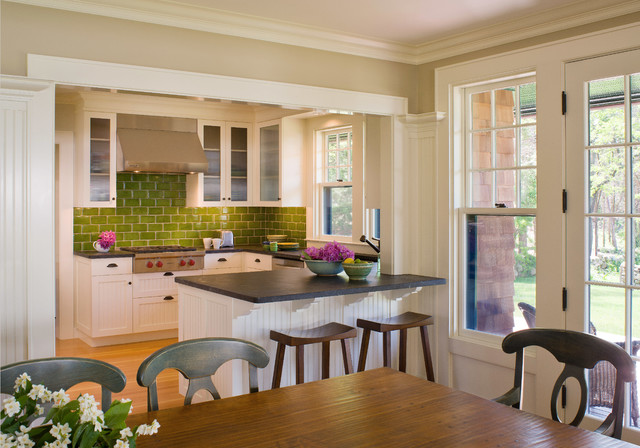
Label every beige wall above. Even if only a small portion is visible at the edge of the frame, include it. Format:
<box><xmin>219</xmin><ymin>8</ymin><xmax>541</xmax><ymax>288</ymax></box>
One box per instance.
<box><xmin>1</xmin><ymin>2</ymin><xmax>418</xmax><ymax>111</ymax></box>
<box><xmin>417</xmin><ymin>12</ymin><xmax>640</xmax><ymax>113</ymax></box>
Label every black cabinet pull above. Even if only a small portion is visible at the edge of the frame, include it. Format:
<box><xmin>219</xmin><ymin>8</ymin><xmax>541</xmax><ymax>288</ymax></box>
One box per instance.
<box><xmin>219</xmin><ymin>258</ymin><xmax>227</xmax><ymax>262</ymax></box>
<box><xmin>163</xmin><ymin>296</ymin><xmax>175</xmax><ymax>301</ymax></box>
<box><xmin>128</xmin><ymin>282</ymin><xmax>132</xmax><ymax>285</ymax></box>
<box><xmin>107</xmin><ymin>263</ymin><xmax>118</xmax><ymax>268</ymax></box>
<box><xmin>163</xmin><ymin>272</ymin><xmax>174</xmax><ymax>276</ymax></box>
<box><xmin>255</xmin><ymin>258</ymin><xmax>261</xmax><ymax>263</ymax></box>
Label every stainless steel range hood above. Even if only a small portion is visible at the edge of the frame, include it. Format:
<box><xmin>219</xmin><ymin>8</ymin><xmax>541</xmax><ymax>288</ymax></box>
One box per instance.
<box><xmin>116</xmin><ymin>114</ymin><xmax>208</xmax><ymax>173</ymax></box>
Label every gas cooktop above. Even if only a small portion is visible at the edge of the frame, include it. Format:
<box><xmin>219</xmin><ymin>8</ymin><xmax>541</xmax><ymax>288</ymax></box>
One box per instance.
<box><xmin>119</xmin><ymin>245</ymin><xmax>197</xmax><ymax>253</ymax></box>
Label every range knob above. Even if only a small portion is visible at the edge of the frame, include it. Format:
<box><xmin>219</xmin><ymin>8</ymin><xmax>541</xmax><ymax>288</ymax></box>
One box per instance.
<box><xmin>179</xmin><ymin>259</ymin><xmax>187</xmax><ymax>266</ymax></box>
<box><xmin>188</xmin><ymin>259</ymin><xmax>196</xmax><ymax>266</ymax></box>
<box><xmin>156</xmin><ymin>261</ymin><xmax>163</xmax><ymax>268</ymax></box>
<box><xmin>146</xmin><ymin>261</ymin><xmax>154</xmax><ymax>269</ymax></box>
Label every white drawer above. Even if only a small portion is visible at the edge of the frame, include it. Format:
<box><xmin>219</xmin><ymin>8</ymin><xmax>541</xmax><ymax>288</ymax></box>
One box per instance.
<box><xmin>132</xmin><ymin>295</ymin><xmax>179</xmax><ymax>333</ymax></box>
<box><xmin>91</xmin><ymin>257</ymin><xmax>132</xmax><ymax>276</ymax></box>
<box><xmin>244</xmin><ymin>253</ymin><xmax>272</xmax><ymax>271</ymax></box>
<box><xmin>133</xmin><ymin>270</ymin><xmax>202</xmax><ymax>297</ymax></box>
<box><xmin>204</xmin><ymin>252</ymin><xmax>242</xmax><ymax>270</ymax></box>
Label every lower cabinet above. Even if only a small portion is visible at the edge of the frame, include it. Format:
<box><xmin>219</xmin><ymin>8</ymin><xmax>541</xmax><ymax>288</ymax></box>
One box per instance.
<box><xmin>202</xmin><ymin>252</ymin><xmax>272</xmax><ymax>274</ymax></box>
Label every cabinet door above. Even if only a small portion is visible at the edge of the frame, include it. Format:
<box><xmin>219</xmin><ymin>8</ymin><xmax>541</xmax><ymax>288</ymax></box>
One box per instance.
<box><xmin>77</xmin><ymin>112</ymin><xmax>117</xmax><ymax>207</ymax></box>
<box><xmin>133</xmin><ymin>296</ymin><xmax>179</xmax><ymax>332</ymax></box>
<box><xmin>257</xmin><ymin>121</ymin><xmax>281</xmax><ymax>204</ymax></box>
<box><xmin>226</xmin><ymin>122</ymin><xmax>252</xmax><ymax>204</ymax></box>
<box><xmin>91</xmin><ymin>273</ymin><xmax>132</xmax><ymax>337</ymax></box>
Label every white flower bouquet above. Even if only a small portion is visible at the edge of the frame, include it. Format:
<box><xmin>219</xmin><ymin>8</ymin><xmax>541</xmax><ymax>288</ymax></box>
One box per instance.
<box><xmin>1</xmin><ymin>373</ymin><xmax>159</xmax><ymax>448</ymax></box>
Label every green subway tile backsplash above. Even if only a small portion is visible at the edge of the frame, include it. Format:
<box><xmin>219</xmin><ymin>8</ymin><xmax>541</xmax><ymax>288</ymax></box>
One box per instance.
<box><xmin>74</xmin><ymin>173</ymin><xmax>306</xmax><ymax>251</ymax></box>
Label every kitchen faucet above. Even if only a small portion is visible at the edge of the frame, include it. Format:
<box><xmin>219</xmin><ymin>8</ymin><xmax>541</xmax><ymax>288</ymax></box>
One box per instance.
<box><xmin>360</xmin><ymin>235</ymin><xmax>380</xmax><ymax>253</ymax></box>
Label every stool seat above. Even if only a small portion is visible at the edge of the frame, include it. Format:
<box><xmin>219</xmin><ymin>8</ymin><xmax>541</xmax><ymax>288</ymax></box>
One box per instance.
<box><xmin>357</xmin><ymin>311</ymin><xmax>434</xmax><ymax>332</ymax></box>
<box><xmin>271</xmin><ymin>322</ymin><xmax>357</xmax><ymax>389</ymax></box>
<box><xmin>270</xmin><ymin>322</ymin><xmax>356</xmax><ymax>346</ymax></box>
<box><xmin>357</xmin><ymin>311</ymin><xmax>434</xmax><ymax>381</ymax></box>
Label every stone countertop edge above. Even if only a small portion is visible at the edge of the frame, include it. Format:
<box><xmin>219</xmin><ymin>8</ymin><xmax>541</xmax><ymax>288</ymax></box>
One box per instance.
<box><xmin>73</xmin><ymin>250</ymin><xmax>135</xmax><ymax>259</ymax></box>
<box><xmin>175</xmin><ymin>270</ymin><xmax>446</xmax><ymax>304</ymax></box>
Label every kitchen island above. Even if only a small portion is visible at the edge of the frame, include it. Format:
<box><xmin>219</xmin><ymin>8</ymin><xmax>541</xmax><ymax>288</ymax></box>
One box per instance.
<box><xmin>175</xmin><ymin>268</ymin><xmax>445</xmax><ymax>398</ymax></box>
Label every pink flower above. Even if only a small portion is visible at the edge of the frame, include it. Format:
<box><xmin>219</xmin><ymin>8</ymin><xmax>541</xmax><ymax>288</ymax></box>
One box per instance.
<box><xmin>303</xmin><ymin>241</ymin><xmax>354</xmax><ymax>262</ymax></box>
<box><xmin>98</xmin><ymin>231</ymin><xmax>116</xmax><ymax>249</ymax></box>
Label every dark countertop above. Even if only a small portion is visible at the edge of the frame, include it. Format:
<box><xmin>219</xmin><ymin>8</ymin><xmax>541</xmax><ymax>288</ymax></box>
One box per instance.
<box><xmin>73</xmin><ymin>250</ymin><xmax>134</xmax><ymax>259</ymax></box>
<box><xmin>175</xmin><ymin>269</ymin><xmax>446</xmax><ymax>303</ymax></box>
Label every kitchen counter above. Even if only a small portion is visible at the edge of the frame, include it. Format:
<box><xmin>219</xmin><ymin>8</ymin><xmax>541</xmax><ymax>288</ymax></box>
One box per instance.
<box><xmin>73</xmin><ymin>250</ymin><xmax>134</xmax><ymax>259</ymax></box>
<box><xmin>175</xmin><ymin>269</ymin><xmax>445</xmax><ymax>303</ymax></box>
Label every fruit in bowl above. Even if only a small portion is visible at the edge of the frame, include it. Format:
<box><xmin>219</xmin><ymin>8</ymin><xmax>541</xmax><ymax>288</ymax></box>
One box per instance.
<box><xmin>342</xmin><ymin>259</ymin><xmax>374</xmax><ymax>280</ymax></box>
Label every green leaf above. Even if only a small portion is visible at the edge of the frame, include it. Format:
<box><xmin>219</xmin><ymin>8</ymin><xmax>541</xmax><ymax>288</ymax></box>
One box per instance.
<box><xmin>103</xmin><ymin>401</ymin><xmax>131</xmax><ymax>429</ymax></box>
<box><xmin>78</xmin><ymin>428</ymin><xmax>100</xmax><ymax>448</ymax></box>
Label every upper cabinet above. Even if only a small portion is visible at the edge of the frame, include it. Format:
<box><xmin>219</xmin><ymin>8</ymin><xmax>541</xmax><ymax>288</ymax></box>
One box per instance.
<box><xmin>254</xmin><ymin>117</ymin><xmax>305</xmax><ymax>207</ymax></box>
<box><xmin>187</xmin><ymin>121</ymin><xmax>252</xmax><ymax>206</ymax></box>
<box><xmin>75</xmin><ymin>111</ymin><xmax>117</xmax><ymax>207</ymax></box>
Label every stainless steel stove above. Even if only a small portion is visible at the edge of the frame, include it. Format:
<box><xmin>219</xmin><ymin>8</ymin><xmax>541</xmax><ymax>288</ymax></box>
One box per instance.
<box><xmin>119</xmin><ymin>245</ymin><xmax>204</xmax><ymax>273</ymax></box>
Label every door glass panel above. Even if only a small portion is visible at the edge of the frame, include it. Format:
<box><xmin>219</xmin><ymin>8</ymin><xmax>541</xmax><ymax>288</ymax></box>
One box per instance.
<box><xmin>465</xmin><ymin>215</ymin><xmax>536</xmax><ymax>335</ymax></box>
<box><xmin>230</xmin><ymin>178</ymin><xmax>247</xmax><ymax>202</ymax></box>
<box><xmin>631</xmin><ymin>75</ymin><xmax>640</xmax><ymax>143</ymax></box>
<box><xmin>520</xmin><ymin>126</ymin><xmax>537</xmax><ymax>166</ymax></box>
<box><xmin>589</xmin><ymin>147</ymin><xmax>625</xmax><ymax>214</ymax></box>
<box><xmin>588</xmin><ymin>217</ymin><xmax>625</xmax><ymax>283</ymax></box>
<box><xmin>519</xmin><ymin>169</ymin><xmax>537</xmax><ymax>208</ymax></box>
<box><xmin>589</xmin><ymin>76</ymin><xmax>625</xmax><ymax>146</ymax></box>
<box><xmin>89</xmin><ymin>117</ymin><xmax>111</xmax><ymax>202</ymax></box>
<box><xmin>203</xmin><ymin>177</ymin><xmax>221</xmax><ymax>202</ymax></box>
<box><xmin>519</xmin><ymin>83</ymin><xmax>536</xmax><ymax>124</ymax></box>
<box><xmin>260</xmin><ymin>124</ymin><xmax>279</xmax><ymax>202</ymax></box>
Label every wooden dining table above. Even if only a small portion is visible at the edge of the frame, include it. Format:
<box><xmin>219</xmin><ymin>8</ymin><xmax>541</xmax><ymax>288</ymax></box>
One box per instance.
<box><xmin>128</xmin><ymin>367</ymin><xmax>636</xmax><ymax>447</ymax></box>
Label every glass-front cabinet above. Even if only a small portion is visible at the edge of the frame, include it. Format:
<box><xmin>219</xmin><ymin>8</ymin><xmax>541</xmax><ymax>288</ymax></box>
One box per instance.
<box><xmin>257</xmin><ymin>121</ymin><xmax>281</xmax><ymax>204</ymax></box>
<box><xmin>75</xmin><ymin>112</ymin><xmax>117</xmax><ymax>207</ymax></box>
<box><xmin>187</xmin><ymin>121</ymin><xmax>252</xmax><ymax>206</ymax></box>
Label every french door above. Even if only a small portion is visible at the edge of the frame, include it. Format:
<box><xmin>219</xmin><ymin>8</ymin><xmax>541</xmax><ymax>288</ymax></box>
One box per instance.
<box><xmin>566</xmin><ymin>48</ymin><xmax>640</xmax><ymax>438</ymax></box>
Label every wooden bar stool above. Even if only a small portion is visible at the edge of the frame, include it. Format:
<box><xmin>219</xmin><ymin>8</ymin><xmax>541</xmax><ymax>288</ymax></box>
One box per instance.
<box><xmin>357</xmin><ymin>311</ymin><xmax>435</xmax><ymax>381</ymax></box>
<box><xmin>270</xmin><ymin>322</ymin><xmax>357</xmax><ymax>389</ymax></box>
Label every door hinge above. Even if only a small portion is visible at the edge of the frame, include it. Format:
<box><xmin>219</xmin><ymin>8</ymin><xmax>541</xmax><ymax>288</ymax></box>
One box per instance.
<box><xmin>562</xmin><ymin>189</ymin><xmax>567</xmax><ymax>213</ymax></box>
<box><xmin>561</xmin><ymin>384</ymin><xmax>567</xmax><ymax>408</ymax></box>
<box><xmin>562</xmin><ymin>287</ymin><xmax>567</xmax><ymax>311</ymax></box>
<box><xmin>562</xmin><ymin>91</ymin><xmax>567</xmax><ymax>115</ymax></box>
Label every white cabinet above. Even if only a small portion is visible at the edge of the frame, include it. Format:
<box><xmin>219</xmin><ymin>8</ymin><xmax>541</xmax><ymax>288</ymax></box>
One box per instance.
<box><xmin>243</xmin><ymin>253</ymin><xmax>272</xmax><ymax>271</ymax></box>
<box><xmin>254</xmin><ymin>117</ymin><xmax>305</xmax><ymax>206</ymax></box>
<box><xmin>187</xmin><ymin>121</ymin><xmax>252</xmax><ymax>206</ymax></box>
<box><xmin>203</xmin><ymin>252</ymin><xmax>243</xmax><ymax>274</ymax></box>
<box><xmin>74</xmin><ymin>111</ymin><xmax>117</xmax><ymax>207</ymax></box>
<box><xmin>74</xmin><ymin>257</ymin><xmax>132</xmax><ymax>338</ymax></box>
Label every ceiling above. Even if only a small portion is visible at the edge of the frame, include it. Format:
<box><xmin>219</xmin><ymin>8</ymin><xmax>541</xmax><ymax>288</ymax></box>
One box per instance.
<box><xmin>8</xmin><ymin>0</ymin><xmax>640</xmax><ymax>63</ymax></box>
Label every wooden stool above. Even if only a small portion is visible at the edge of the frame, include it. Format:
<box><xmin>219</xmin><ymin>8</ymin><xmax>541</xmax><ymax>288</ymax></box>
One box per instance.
<box><xmin>357</xmin><ymin>311</ymin><xmax>435</xmax><ymax>381</ymax></box>
<box><xmin>270</xmin><ymin>322</ymin><xmax>357</xmax><ymax>389</ymax></box>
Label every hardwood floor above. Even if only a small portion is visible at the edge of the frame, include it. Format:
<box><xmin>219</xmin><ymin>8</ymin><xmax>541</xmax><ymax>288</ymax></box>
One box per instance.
<box><xmin>55</xmin><ymin>338</ymin><xmax>184</xmax><ymax>414</ymax></box>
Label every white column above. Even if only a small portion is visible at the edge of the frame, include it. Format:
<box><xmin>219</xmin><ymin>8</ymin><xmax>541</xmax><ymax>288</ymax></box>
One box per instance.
<box><xmin>1</xmin><ymin>76</ymin><xmax>56</xmax><ymax>364</ymax></box>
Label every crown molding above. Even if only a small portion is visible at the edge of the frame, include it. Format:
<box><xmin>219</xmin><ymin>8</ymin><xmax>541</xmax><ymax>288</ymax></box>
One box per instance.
<box><xmin>6</xmin><ymin>0</ymin><xmax>640</xmax><ymax>65</ymax></box>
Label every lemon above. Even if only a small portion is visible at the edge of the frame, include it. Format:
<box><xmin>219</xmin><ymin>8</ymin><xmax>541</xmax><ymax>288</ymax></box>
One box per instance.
<box><xmin>343</xmin><ymin>258</ymin><xmax>355</xmax><ymax>264</ymax></box>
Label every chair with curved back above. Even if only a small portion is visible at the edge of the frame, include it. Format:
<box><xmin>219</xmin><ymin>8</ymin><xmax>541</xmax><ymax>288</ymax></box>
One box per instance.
<box><xmin>1</xmin><ymin>357</ymin><xmax>126</xmax><ymax>411</ymax></box>
<box><xmin>494</xmin><ymin>328</ymin><xmax>635</xmax><ymax>439</ymax></box>
<box><xmin>137</xmin><ymin>337</ymin><xmax>269</xmax><ymax>411</ymax></box>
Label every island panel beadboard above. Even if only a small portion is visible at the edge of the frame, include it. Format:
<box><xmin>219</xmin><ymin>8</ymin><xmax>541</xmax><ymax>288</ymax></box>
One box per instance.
<box><xmin>174</xmin><ymin>269</ymin><xmax>446</xmax><ymax>303</ymax></box>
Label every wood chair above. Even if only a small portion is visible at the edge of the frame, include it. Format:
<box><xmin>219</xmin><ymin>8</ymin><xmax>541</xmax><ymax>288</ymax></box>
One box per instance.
<box><xmin>136</xmin><ymin>337</ymin><xmax>269</xmax><ymax>411</ymax></box>
<box><xmin>356</xmin><ymin>311</ymin><xmax>435</xmax><ymax>381</ymax></box>
<box><xmin>494</xmin><ymin>328</ymin><xmax>636</xmax><ymax>439</ymax></box>
<box><xmin>270</xmin><ymin>322</ymin><xmax>356</xmax><ymax>388</ymax></box>
<box><xmin>1</xmin><ymin>357</ymin><xmax>126</xmax><ymax>411</ymax></box>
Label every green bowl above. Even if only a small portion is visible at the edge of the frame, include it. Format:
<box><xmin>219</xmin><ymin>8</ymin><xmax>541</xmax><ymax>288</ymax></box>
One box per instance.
<box><xmin>305</xmin><ymin>260</ymin><xmax>344</xmax><ymax>276</ymax></box>
<box><xmin>342</xmin><ymin>262</ymin><xmax>374</xmax><ymax>280</ymax></box>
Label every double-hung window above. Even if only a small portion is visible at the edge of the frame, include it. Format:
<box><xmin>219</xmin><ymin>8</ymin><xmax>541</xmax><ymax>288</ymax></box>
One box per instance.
<box><xmin>460</xmin><ymin>76</ymin><xmax>537</xmax><ymax>337</ymax></box>
<box><xmin>318</xmin><ymin>128</ymin><xmax>353</xmax><ymax>238</ymax></box>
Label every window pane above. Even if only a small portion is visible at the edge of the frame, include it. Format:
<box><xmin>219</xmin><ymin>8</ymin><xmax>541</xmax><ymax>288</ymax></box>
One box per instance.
<box><xmin>327</xmin><ymin>167</ymin><xmax>337</xmax><ymax>182</ymax></box>
<box><xmin>633</xmin><ymin>218</ymin><xmax>640</xmax><ymax>286</ymax></box>
<box><xmin>589</xmin><ymin>77</ymin><xmax>625</xmax><ymax>146</ymax></box>
<box><xmin>520</xmin><ymin>125</ymin><xmax>537</xmax><ymax>166</ymax></box>
<box><xmin>466</xmin><ymin>215</ymin><xmax>536</xmax><ymax>335</ymax></box>
<box><xmin>588</xmin><ymin>217</ymin><xmax>624</xmax><ymax>283</ymax></box>
<box><xmin>496</xmin><ymin>129</ymin><xmax>516</xmax><ymax>168</ymax></box>
<box><xmin>589</xmin><ymin>147</ymin><xmax>625</xmax><ymax>214</ymax></box>
<box><xmin>631</xmin><ymin>74</ymin><xmax>640</xmax><ymax>143</ymax></box>
<box><xmin>634</xmin><ymin>147</ymin><xmax>640</xmax><ymax>214</ymax></box>
<box><xmin>323</xmin><ymin>186</ymin><xmax>352</xmax><ymax>236</ymax></box>
<box><xmin>519</xmin><ymin>83</ymin><xmax>536</xmax><ymax>124</ymax></box>
<box><xmin>520</xmin><ymin>169</ymin><xmax>537</xmax><ymax>208</ymax></box>
<box><xmin>471</xmin><ymin>131</ymin><xmax>492</xmax><ymax>170</ymax></box>
<box><xmin>338</xmin><ymin>150</ymin><xmax>349</xmax><ymax>166</ymax></box>
<box><xmin>471</xmin><ymin>172</ymin><xmax>493</xmax><ymax>208</ymax></box>
<box><xmin>328</xmin><ymin>134</ymin><xmax>337</xmax><ymax>150</ymax></box>
<box><xmin>496</xmin><ymin>170</ymin><xmax>515</xmax><ymax>207</ymax></box>
<box><xmin>471</xmin><ymin>91</ymin><xmax>491</xmax><ymax>130</ymax></box>
<box><xmin>338</xmin><ymin>132</ymin><xmax>349</xmax><ymax>149</ymax></box>
<box><xmin>495</xmin><ymin>88</ymin><xmax>516</xmax><ymax>127</ymax></box>
<box><xmin>327</xmin><ymin>150</ymin><xmax>337</xmax><ymax>166</ymax></box>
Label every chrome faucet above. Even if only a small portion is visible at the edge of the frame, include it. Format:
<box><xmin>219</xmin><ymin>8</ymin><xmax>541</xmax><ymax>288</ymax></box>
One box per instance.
<box><xmin>360</xmin><ymin>235</ymin><xmax>380</xmax><ymax>253</ymax></box>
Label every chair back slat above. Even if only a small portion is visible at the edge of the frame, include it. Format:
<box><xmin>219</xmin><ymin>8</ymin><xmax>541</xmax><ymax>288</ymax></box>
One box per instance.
<box><xmin>137</xmin><ymin>337</ymin><xmax>269</xmax><ymax>411</ymax></box>
<box><xmin>1</xmin><ymin>357</ymin><xmax>126</xmax><ymax>411</ymax></box>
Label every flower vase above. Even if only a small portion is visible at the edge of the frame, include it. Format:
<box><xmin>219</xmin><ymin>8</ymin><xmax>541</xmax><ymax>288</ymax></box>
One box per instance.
<box><xmin>93</xmin><ymin>241</ymin><xmax>110</xmax><ymax>253</ymax></box>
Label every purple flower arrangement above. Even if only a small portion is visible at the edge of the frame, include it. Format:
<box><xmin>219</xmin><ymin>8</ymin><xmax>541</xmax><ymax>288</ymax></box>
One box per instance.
<box><xmin>303</xmin><ymin>241</ymin><xmax>354</xmax><ymax>262</ymax></box>
<box><xmin>97</xmin><ymin>230</ymin><xmax>116</xmax><ymax>250</ymax></box>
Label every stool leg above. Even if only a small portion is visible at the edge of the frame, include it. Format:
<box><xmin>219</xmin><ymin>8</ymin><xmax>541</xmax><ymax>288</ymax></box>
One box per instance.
<box><xmin>420</xmin><ymin>325</ymin><xmax>435</xmax><ymax>382</ymax></box>
<box><xmin>358</xmin><ymin>329</ymin><xmax>371</xmax><ymax>372</ymax></box>
<box><xmin>383</xmin><ymin>331</ymin><xmax>391</xmax><ymax>368</ymax></box>
<box><xmin>322</xmin><ymin>341</ymin><xmax>330</xmax><ymax>379</ymax></box>
<box><xmin>271</xmin><ymin>343</ymin><xmax>286</xmax><ymax>389</ymax></box>
<box><xmin>296</xmin><ymin>345</ymin><xmax>305</xmax><ymax>384</ymax></box>
<box><xmin>399</xmin><ymin>328</ymin><xmax>407</xmax><ymax>373</ymax></box>
<box><xmin>341</xmin><ymin>339</ymin><xmax>353</xmax><ymax>374</ymax></box>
